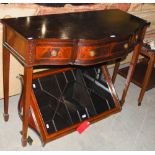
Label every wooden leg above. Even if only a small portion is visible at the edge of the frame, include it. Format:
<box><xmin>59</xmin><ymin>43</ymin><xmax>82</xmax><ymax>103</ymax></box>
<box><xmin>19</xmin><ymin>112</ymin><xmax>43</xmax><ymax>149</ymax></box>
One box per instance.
<box><xmin>21</xmin><ymin>67</ymin><xmax>33</xmax><ymax>147</ymax></box>
<box><xmin>3</xmin><ymin>47</ymin><xmax>10</xmax><ymax>122</ymax></box>
<box><xmin>138</xmin><ymin>57</ymin><xmax>154</xmax><ymax>106</ymax></box>
<box><xmin>101</xmin><ymin>65</ymin><xmax>121</xmax><ymax>108</ymax></box>
<box><xmin>121</xmin><ymin>44</ymin><xmax>141</xmax><ymax>105</ymax></box>
<box><xmin>112</xmin><ymin>62</ymin><xmax>120</xmax><ymax>84</ymax></box>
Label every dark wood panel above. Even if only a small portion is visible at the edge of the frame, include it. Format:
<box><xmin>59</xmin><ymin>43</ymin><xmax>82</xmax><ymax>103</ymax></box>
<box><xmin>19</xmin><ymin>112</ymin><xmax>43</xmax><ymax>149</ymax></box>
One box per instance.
<box><xmin>1</xmin><ymin>9</ymin><xmax>149</xmax><ymax>41</ymax></box>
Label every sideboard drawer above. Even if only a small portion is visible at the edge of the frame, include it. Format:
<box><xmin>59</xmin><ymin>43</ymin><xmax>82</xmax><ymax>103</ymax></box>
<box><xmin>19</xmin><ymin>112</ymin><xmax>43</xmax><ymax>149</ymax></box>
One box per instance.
<box><xmin>75</xmin><ymin>45</ymin><xmax>110</xmax><ymax>64</ymax></box>
<box><xmin>35</xmin><ymin>45</ymin><xmax>73</xmax><ymax>64</ymax></box>
<box><xmin>109</xmin><ymin>40</ymin><xmax>134</xmax><ymax>58</ymax></box>
<box><xmin>112</xmin><ymin>40</ymin><xmax>129</xmax><ymax>53</ymax></box>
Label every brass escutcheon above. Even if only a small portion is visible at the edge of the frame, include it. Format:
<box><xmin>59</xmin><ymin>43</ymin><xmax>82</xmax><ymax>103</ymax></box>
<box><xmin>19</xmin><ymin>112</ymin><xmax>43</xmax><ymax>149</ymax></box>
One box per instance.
<box><xmin>124</xmin><ymin>43</ymin><xmax>128</xmax><ymax>49</ymax></box>
<box><xmin>51</xmin><ymin>49</ymin><xmax>59</xmax><ymax>57</ymax></box>
<box><xmin>90</xmin><ymin>50</ymin><xmax>95</xmax><ymax>57</ymax></box>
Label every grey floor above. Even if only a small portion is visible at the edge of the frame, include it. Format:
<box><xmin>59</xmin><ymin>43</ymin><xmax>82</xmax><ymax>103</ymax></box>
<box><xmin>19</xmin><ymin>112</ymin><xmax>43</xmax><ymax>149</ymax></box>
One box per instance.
<box><xmin>0</xmin><ymin>69</ymin><xmax>155</xmax><ymax>151</ymax></box>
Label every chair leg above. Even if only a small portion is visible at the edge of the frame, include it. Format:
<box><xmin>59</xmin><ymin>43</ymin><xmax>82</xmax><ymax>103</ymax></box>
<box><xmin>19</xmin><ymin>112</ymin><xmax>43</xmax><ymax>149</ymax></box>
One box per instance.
<box><xmin>138</xmin><ymin>57</ymin><xmax>154</xmax><ymax>106</ymax></box>
<box><xmin>112</xmin><ymin>62</ymin><xmax>120</xmax><ymax>84</ymax></box>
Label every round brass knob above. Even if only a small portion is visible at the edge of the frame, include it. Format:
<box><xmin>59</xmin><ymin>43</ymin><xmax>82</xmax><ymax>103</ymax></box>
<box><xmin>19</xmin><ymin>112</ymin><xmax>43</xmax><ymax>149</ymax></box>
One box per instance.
<box><xmin>90</xmin><ymin>50</ymin><xmax>95</xmax><ymax>57</ymax></box>
<box><xmin>51</xmin><ymin>49</ymin><xmax>59</xmax><ymax>57</ymax></box>
<box><xmin>124</xmin><ymin>43</ymin><xmax>128</xmax><ymax>49</ymax></box>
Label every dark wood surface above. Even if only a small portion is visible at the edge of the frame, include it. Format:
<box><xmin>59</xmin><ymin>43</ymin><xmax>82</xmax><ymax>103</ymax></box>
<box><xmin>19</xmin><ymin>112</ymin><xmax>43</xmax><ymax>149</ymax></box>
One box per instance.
<box><xmin>2</xmin><ymin>9</ymin><xmax>150</xmax><ymax>146</ymax></box>
<box><xmin>2</xmin><ymin>9</ymin><xmax>148</xmax><ymax>40</ymax></box>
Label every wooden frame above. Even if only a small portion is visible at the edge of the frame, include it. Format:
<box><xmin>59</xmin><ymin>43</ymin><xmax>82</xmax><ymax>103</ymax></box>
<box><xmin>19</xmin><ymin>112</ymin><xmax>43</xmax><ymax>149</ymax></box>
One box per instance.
<box><xmin>18</xmin><ymin>66</ymin><xmax>121</xmax><ymax>146</ymax></box>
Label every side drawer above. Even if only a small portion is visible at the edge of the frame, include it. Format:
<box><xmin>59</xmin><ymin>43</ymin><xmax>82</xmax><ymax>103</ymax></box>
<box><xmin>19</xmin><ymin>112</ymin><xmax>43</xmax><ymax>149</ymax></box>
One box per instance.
<box><xmin>112</xmin><ymin>40</ymin><xmax>129</xmax><ymax>53</ymax></box>
<box><xmin>110</xmin><ymin>39</ymin><xmax>135</xmax><ymax>58</ymax></box>
<box><xmin>35</xmin><ymin>45</ymin><xmax>73</xmax><ymax>65</ymax></box>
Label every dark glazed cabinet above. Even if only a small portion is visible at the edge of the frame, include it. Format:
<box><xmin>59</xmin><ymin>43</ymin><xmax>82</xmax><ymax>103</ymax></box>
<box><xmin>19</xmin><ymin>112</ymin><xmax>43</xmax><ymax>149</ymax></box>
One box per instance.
<box><xmin>18</xmin><ymin>65</ymin><xmax>120</xmax><ymax>145</ymax></box>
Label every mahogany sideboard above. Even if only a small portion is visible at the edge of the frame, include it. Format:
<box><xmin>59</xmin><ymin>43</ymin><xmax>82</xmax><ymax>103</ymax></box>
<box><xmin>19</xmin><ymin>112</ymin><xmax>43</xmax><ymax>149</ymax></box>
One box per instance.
<box><xmin>1</xmin><ymin>9</ymin><xmax>150</xmax><ymax>146</ymax></box>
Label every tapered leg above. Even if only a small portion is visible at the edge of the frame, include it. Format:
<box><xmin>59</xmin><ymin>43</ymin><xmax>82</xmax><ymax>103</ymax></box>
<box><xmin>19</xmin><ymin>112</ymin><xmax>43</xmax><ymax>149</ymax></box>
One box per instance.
<box><xmin>22</xmin><ymin>67</ymin><xmax>33</xmax><ymax>147</ymax></box>
<box><xmin>138</xmin><ymin>57</ymin><xmax>154</xmax><ymax>106</ymax></box>
<box><xmin>3</xmin><ymin>47</ymin><xmax>10</xmax><ymax>121</ymax></box>
<box><xmin>101</xmin><ymin>65</ymin><xmax>121</xmax><ymax>108</ymax></box>
<box><xmin>121</xmin><ymin>43</ymin><xmax>141</xmax><ymax>105</ymax></box>
<box><xmin>112</xmin><ymin>62</ymin><xmax>120</xmax><ymax>84</ymax></box>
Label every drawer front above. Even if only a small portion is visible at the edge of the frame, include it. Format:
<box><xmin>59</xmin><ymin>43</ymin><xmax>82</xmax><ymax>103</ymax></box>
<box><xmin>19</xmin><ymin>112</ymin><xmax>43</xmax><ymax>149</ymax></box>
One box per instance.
<box><xmin>110</xmin><ymin>39</ymin><xmax>134</xmax><ymax>58</ymax></box>
<box><xmin>75</xmin><ymin>40</ymin><xmax>133</xmax><ymax>65</ymax></box>
<box><xmin>35</xmin><ymin>45</ymin><xmax>73</xmax><ymax>64</ymax></box>
<box><xmin>76</xmin><ymin>45</ymin><xmax>110</xmax><ymax>64</ymax></box>
<box><xmin>112</xmin><ymin>41</ymin><xmax>128</xmax><ymax>52</ymax></box>
<box><xmin>111</xmin><ymin>32</ymin><xmax>140</xmax><ymax>54</ymax></box>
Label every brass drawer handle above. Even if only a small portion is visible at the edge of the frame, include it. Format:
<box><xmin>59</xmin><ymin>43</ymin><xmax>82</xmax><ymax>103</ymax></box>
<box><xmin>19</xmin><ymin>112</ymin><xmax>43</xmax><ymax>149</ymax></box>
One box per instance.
<box><xmin>50</xmin><ymin>48</ymin><xmax>59</xmax><ymax>57</ymax></box>
<box><xmin>90</xmin><ymin>50</ymin><xmax>95</xmax><ymax>57</ymax></box>
<box><xmin>124</xmin><ymin>43</ymin><xmax>128</xmax><ymax>49</ymax></box>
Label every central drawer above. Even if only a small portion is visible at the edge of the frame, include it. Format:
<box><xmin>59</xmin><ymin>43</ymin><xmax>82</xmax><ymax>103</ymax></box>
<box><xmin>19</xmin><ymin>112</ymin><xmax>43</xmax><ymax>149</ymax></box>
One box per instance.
<box><xmin>35</xmin><ymin>45</ymin><xmax>73</xmax><ymax>65</ymax></box>
<box><xmin>75</xmin><ymin>45</ymin><xmax>110</xmax><ymax>65</ymax></box>
<box><xmin>75</xmin><ymin>38</ymin><xmax>134</xmax><ymax>65</ymax></box>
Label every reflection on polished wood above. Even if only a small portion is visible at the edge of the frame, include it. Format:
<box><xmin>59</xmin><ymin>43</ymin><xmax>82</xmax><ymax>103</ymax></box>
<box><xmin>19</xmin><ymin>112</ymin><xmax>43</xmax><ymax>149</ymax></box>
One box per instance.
<box><xmin>2</xmin><ymin>9</ymin><xmax>150</xmax><ymax>146</ymax></box>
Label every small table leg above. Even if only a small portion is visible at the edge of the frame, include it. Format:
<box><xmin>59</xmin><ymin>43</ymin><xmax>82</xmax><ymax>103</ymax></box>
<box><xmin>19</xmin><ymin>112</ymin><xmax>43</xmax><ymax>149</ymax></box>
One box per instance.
<box><xmin>3</xmin><ymin>47</ymin><xmax>10</xmax><ymax>122</ymax></box>
<box><xmin>121</xmin><ymin>43</ymin><xmax>142</xmax><ymax>105</ymax></box>
<box><xmin>21</xmin><ymin>67</ymin><xmax>33</xmax><ymax>147</ymax></box>
<box><xmin>138</xmin><ymin>56</ymin><xmax>155</xmax><ymax>106</ymax></box>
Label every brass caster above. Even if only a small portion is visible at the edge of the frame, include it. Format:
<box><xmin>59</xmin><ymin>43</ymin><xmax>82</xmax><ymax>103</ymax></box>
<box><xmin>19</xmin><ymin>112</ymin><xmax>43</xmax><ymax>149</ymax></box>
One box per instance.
<box><xmin>138</xmin><ymin>102</ymin><xmax>141</xmax><ymax>106</ymax></box>
<box><xmin>21</xmin><ymin>138</ymin><xmax>27</xmax><ymax>147</ymax></box>
<box><xmin>20</xmin><ymin>131</ymin><xmax>33</xmax><ymax>146</ymax></box>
